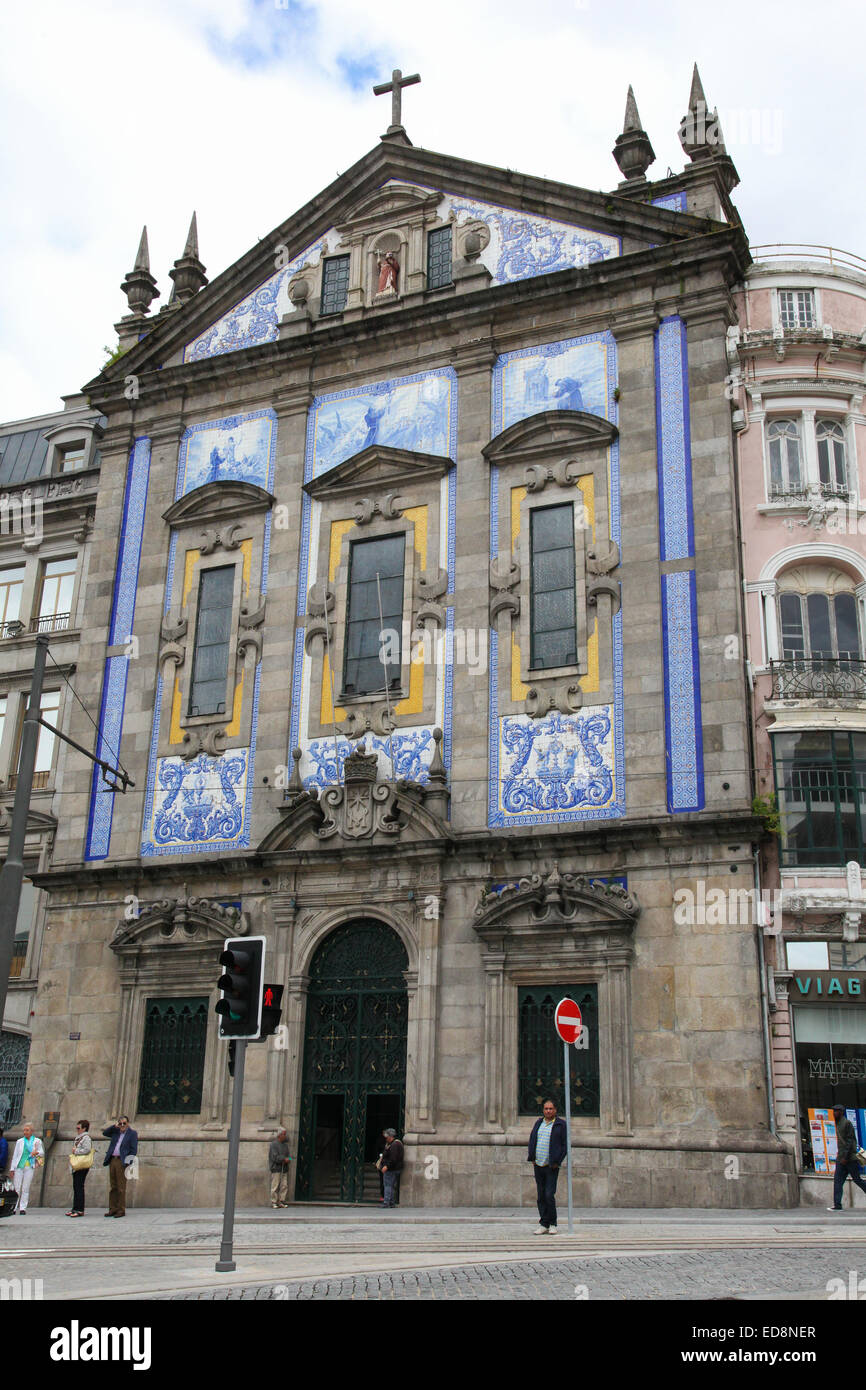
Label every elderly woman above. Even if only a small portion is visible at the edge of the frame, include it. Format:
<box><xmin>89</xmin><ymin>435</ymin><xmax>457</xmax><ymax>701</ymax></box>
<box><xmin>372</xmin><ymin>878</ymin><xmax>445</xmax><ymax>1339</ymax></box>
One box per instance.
<box><xmin>11</xmin><ymin>1123</ymin><xmax>44</xmax><ymax>1214</ymax></box>
<box><xmin>67</xmin><ymin>1120</ymin><xmax>93</xmax><ymax>1217</ymax></box>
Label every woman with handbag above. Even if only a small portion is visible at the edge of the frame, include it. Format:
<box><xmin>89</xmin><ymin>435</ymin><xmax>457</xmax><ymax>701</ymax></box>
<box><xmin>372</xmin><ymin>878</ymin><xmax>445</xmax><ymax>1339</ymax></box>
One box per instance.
<box><xmin>67</xmin><ymin>1120</ymin><xmax>93</xmax><ymax>1217</ymax></box>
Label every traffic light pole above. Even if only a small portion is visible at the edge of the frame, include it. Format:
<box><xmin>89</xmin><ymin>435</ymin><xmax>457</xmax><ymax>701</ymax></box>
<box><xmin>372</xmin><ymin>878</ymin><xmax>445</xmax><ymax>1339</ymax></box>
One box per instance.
<box><xmin>216</xmin><ymin>1038</ymin><xmax>246</xmax><ymax>1273</ymax></box>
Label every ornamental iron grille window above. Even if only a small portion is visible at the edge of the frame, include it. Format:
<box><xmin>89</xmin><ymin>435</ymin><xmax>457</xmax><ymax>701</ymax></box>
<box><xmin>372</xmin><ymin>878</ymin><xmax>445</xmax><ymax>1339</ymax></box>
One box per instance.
<box><xmin>767</xmin><ymin>419</ymin><xmax>804</xmax><ymax>499</ymax></box>
<box><xmin>295</xmin><ymin>920</ymin><xmax>408</xmax><ymax>1203</ymax></box>
<box><xmin>778</xmin><ymin>289</ymin><xmax>815</xmax><ymax>330</ymax></box>
<box><xmin>427</xmin><ymin>226</ymin><xmax>453</xmax><ymax>289</ymax></box>
<box><xmin>530</xmin><ymin>503</ymin><xmax>578</xmax><ymax>670</ymax></box>
<box><xmin>137</xmin><ymin>997</ymin><xmax>208</xmax><ymax>1114</ymax></box>
<box><xmin>343</xmin><ymin>534</ymin><xmax>405</xmax><ymax>697</ymax></box>
<box><xmin>518</xmin><ymin>985</ymin><xmax>599</xmax><ymax>1116</ymax></box>
<box><xmin>320</xmin><ymin>255</ymin><xmax>350</xmax><ymax>316</ymax></box>
<box><xmin>816</xmin><ymin>420</ymin><xmax>849</xmax><ymax>497</ymax></box>
<box><xmin>188</xmin><ymin>565</ymin><xmax>234</xmax><ymax>717</ymax></box>
<box><xmin>774</xmin><ymin>590</ymin><xmax>864</xmax><ymax>699</ymax></box>
<box><xmin>774</xmin><ymin>730</ymin><xmax>866</xmax><ymax>867</ymax></box>
<box><xmin>0</xmin><ymin>1030</ymin><xmax>31</xmax><ymax>1126</ymax></box>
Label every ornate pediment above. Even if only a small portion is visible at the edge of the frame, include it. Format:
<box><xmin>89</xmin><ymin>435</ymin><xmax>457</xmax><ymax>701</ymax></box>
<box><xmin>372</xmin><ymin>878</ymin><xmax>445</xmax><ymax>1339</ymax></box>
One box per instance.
<box><xmin>110</xmin><ymin>896</ymin><xmax>245</xmax><ymax>952</ymax></box>
<box><xmin>258</xmin><ymin>737</ymin><xmax>452</xmax><ymax>852</ymax></box>
<box><xmin>474</xmin><ymin>864</ymin><xmax>639</xmax><ymax>944</ymax></box>
<box><xmin>162</xmin><ymin>480</ymin><xmax>275</xmax><ymax>529</ymax></box>
<box><xmin>303</xmin><ymin>444</ymin><xmax>453</xmax><ymax>500</ymax></box>
<box><xmin>483</xmin><ymin>410</ymin><xmax>618</xmax><ymax>467</ymax></box>
<box><xmin>336</xmin><ymin>183</ymin><xmax>442</xmax><ymax>234</ymax></box>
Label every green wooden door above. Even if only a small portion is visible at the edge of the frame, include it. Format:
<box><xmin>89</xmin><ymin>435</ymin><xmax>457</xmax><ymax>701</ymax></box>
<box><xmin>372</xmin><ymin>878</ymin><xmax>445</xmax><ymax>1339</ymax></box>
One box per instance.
<box><xmin>296</xmin><ymin>920</ymin><xmax>408</xmax><ymax>1202</ymax></box>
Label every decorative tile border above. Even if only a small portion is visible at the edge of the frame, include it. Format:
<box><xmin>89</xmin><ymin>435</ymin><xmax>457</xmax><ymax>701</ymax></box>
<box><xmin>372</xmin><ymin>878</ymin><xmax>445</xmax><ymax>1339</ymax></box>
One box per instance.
<box><xmin>651</xmin><ymin>191</ymin><xmax>688</xmax><ymax>212</ymax></box>
<box><xmin>446</xmin><ymin>194</ymin><xmax>620</xmax><ymax>283</ymax></box>
<box><xmin>489</xmin><ymin>333</ymin><xmax>624</xmax><ymax>826</ymax></box>
<box><xmin>184</xmin><ymin>237</ymin><xmax>328</xmax><ymax>362</ymax></box>
<box><xmin>138</xmin><ymin>413</ymin><xmax>274</xmax><ymax>856</ymax></box>
<box><xmin>655</xmin><ymin>315</ymin><xmax>704</xmax><ymax>813</ymax></box>
<box><xmin>85</xmin><ymin>437</ymin><xmax>152</xmax><ymax>861</ymax></box>
<box><xmin>661</xmin><ymin>570</ymin><xmax>704</xmax><ymax>812</ymax></box>
<box><xmin>654</xmin><ymin>317</ymin><xmax>695</xmax><ymax>563</ymax></box>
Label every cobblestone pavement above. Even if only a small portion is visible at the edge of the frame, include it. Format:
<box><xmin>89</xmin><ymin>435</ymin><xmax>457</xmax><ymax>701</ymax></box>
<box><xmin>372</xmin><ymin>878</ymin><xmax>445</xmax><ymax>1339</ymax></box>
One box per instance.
<box><xmin>159</xmin><ymin>1247</ymin><xmax>863</xmax><ymax>1300</ymax></box>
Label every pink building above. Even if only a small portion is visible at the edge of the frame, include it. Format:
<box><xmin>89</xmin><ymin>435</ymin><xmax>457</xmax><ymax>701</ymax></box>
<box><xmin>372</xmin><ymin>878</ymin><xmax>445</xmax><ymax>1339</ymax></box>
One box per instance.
<box><xmin>732</xmin><ymin>247</ymin><xmax>866</xmax><ymax>1202</ymax></box>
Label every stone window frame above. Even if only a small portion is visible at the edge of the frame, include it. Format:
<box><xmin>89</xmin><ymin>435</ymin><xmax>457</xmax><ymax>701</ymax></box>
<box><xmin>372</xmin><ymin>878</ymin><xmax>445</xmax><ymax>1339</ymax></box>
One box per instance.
<box><xmin>484</xmin><ymin>411</ymin><xmax>619</xmax><ymax>720</ymax></box>
<box><xmin>303</xmin><ymin>448</ymin><xmax>450</xmax><ymax>743</ymax></box>
<box><xmin>178</xmin><ymin>552</ymin><xmax>247</xmax><ymax>731</ymax></box>
<box><xmin>330</xmin><ymin>516</ymin><xmax>417</xmax><ymax>708</ymax></box>
<box><xmin>185</xmin><ymin>561</ymin><xmax>243</xmax><ymax>720</ymax></box>
<box><xmin>158</xmin><ymin>482</ymin><xmax>272</xmax><ymax>759</ymax></box>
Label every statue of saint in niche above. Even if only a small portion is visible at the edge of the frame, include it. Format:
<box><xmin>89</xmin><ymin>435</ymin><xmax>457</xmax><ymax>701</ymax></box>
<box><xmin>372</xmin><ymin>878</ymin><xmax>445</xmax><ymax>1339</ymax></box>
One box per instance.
<box><xmin>377</xmin><ymin>251</ymin><xmax>399</xmax><ymax>294</ymax></box>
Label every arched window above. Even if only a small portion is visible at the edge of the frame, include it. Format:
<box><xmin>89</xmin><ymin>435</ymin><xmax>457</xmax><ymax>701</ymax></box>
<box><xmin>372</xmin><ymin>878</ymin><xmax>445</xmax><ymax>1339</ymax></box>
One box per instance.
<box><xmin>816</xmin><ymin>419</ymin><xmax>848</xmax><ymax>497</ymax></box>
<box><xmin>774</xmin><ymin>567</ymin><xmax>864</xmax><ymax>698</ymax></box>
<box><xmin>767</xmin><ymin>418</ymin><xmax>803</xmax><ymax>498</ymax></box>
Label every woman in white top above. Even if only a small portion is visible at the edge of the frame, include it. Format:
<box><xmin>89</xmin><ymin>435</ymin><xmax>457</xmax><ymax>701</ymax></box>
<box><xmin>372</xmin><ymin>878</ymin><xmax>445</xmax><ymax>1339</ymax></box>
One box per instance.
<box><xmin>10</xmin><ymin>1123</ymin><xmax>44</xmax><ymax>1214</ymax></box>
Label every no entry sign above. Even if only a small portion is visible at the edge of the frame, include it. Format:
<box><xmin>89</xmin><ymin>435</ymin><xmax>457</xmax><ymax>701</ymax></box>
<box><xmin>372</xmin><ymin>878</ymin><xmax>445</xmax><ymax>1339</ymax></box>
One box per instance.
<box><xmin>554</xmin><ymin>997</ymin><xmax>582</xmax><ymax>1044</ymax></box>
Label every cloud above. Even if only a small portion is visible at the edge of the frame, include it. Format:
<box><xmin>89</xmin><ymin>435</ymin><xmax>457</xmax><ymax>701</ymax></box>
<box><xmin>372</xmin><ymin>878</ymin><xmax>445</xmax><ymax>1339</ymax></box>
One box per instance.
<box><xmin>0</xmin><ymin>0</ymin><xmax>862</xmax><ymax>421</ymax></box>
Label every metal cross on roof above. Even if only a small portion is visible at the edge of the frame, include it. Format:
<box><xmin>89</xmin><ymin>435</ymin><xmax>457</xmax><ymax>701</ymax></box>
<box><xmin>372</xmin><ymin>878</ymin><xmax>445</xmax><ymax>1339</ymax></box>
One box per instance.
<box><xmin>373</xmin><ymin>67</ymin><xmax>421</xmax><ymax>133</ymax></box>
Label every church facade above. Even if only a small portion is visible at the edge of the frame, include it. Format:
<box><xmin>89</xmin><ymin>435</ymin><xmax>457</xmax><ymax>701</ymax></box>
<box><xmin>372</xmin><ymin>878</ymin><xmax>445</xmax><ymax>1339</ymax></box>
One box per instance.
<box><xmin>27</xmin><ymin>71</ymin><xmax>798</xmax><ymax>1208</ymax></box>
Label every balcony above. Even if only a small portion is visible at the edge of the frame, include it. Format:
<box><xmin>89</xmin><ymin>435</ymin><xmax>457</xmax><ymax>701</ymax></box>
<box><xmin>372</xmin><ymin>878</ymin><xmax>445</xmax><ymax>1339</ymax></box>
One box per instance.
<box><xmin>6</xmin><ymin>771</ymin><xmax>51</xmax><ymax>791</ymax></box>
<box><xmin>29</xmin><ymin>612</ymin><xmax>70</xmax><ymax>635</ymax></box>
<box><xmin>770</xmin><ymin>657</ymin><xmax>866</xmax><ymax>702</ymax></box>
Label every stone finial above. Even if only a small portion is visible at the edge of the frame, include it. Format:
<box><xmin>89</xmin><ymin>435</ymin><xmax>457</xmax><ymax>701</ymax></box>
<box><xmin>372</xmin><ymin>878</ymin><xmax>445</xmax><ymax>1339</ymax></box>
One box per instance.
<box><xmin>678</xmin><ymin>63</ymin><xmax>726</xmax><ymax>162</ymax></box>
<box><xmin>168</xmin><ymin>212</ymin><xmax>208</xmax><ymax>303</ymax></box>
<box><xmin>612</xmin><ymin>84</ymin><xmax>656</xmax><ymax>182</ymax></box>
<box><xmin>120</xmin><ymin>225</ymin><xmax>160</xmax><ymax>317</ymax></box>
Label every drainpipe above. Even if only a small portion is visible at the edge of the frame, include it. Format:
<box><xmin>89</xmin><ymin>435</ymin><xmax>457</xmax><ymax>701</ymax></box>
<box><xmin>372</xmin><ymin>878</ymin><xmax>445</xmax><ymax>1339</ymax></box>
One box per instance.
<box><xmin>754</xmin><ymin>843</ymin><xmax>777</xmax><ymax>1137</ymax></box>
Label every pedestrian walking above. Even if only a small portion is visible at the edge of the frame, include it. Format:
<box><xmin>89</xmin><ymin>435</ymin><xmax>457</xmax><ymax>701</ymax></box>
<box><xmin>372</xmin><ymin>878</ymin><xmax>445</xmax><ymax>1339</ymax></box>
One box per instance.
<box><xmin>11</xmin><ymin>1122</ymin><xmax>44</xmax><ymax>1214</ymax></box>
<box><xmin>67</xmin><ymin>1120</ymin><xmax>93</xmax><ymax>1217</ymax></box>
<box><xmin>0</xmin><ymin>1127</ymin><xmax>8</xmax><ymax>1177</ymax></box>
<box><xmin>380</xmin><ymin>1128</ymin><xmax>403</xmax><ymax>1208</ymax></box>
<box><xmin>102</xmin><ymin>1115</ymin><xmax>138</xmax><ymax>1218</ymax></box>
<box><xmin>527</xmin><ymin>1098</ymin><xmax>567</xmax><ymax>1234</ymax></box>
<box><xmin>827</xmin><ymin>1104</ymin><xmax>866</xmax><ymax>1211</ymax></box>
<box><xmin>268</xmin><ymin>1126</ymin><xmax>292</xmax><ymax>1208</ymax></box>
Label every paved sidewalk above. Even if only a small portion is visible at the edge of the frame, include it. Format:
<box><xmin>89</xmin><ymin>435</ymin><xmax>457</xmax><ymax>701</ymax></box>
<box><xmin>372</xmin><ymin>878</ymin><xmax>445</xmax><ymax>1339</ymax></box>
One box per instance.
<box><xmin>2</xmin><ymin>1205</ymin><xmax>865</xmax><ymax>1300</ymax></box>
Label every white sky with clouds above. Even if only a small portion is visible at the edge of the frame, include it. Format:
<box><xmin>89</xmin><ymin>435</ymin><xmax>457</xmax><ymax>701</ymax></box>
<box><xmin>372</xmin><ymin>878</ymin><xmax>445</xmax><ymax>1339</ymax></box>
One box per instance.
<box><xmin>1</xmin><ymin>0</ymin><xmax>863</xmax><ymax>423</ymax></box>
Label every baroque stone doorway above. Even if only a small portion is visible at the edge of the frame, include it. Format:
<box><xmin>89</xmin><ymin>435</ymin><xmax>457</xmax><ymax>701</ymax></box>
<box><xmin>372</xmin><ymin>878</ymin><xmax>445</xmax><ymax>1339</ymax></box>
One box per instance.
<box><xmin>295</xmin><ymin>919</ymin><xmax>408</xmax><ymax>1203</ymax></box>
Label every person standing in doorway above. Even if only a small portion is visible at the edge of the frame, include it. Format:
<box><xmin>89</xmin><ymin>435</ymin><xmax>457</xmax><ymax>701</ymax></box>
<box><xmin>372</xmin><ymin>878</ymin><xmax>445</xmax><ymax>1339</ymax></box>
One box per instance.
<box><xmin>268</xmin><ymin>1127</ymin><xmax>292</xmax><ymax>1208</ymax></box>
<box><xmin>827</xmin><ymin>1104</ymin><xmax>866</xmax><ymax>1211</ymax></box>
<box><xmin>380</xmin><ymin>1128</ymin><xmax>403</xmax><ymax>1208</ymax></box>
<box><xmin>527</xmin><ymin>1098</ymin><xmax>567</xmax><ymax>1234</ymax></box>
<box><xmin>102</xmin><ymin>1115</ymin><xmax>138</xmax><ymax>1218</ymax></box>
<box><xmin>11</xmin><ymin>1123</ymin><xmax>44</xmax><ymax>1214</ymax></box>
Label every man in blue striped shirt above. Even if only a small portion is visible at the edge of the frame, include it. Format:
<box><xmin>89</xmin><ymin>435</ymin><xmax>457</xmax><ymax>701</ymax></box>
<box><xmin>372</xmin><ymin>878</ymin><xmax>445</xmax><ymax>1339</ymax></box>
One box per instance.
<box><xmin>527</xmin><ymin>1099</ymin><xmax>567</xmax><ymax>1233</ymax></box>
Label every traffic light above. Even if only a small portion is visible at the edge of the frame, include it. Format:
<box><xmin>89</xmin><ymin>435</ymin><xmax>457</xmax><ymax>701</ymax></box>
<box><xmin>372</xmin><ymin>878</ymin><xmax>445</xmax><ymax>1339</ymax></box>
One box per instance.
<box><xmin>216</xmin><ymin>936</ymin><xmax>266</xmax><ymax>1039</ymax></box>
<box><xmin>260</xmin><ymin>983</ymin><xmax>284</xmax><ymax>1039</ymax></box>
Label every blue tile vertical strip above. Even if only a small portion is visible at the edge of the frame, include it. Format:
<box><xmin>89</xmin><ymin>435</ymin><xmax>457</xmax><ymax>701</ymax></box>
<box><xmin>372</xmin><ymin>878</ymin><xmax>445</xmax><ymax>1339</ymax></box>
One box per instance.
<box><xmin>655</xmin><ymin>316</ymin><xmax>705</xmax><ymax>812</ymax></box>
<box><xmin>85</xmin><ymin>436</ymin><xmax>152</xmax><ymax>860</ymax></box>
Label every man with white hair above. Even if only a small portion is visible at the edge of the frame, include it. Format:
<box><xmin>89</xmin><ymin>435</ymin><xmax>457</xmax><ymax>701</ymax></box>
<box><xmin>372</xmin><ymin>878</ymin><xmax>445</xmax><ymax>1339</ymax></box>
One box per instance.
<box><xmin>268</xmin><ymin>1126</ymin><xmax>292</xmax><ymax>1208</ymax></box>
<box><xmin>11</xmin><ymin>1122</ymin><xmax>44</xmax><ymax>1214</ymax></box>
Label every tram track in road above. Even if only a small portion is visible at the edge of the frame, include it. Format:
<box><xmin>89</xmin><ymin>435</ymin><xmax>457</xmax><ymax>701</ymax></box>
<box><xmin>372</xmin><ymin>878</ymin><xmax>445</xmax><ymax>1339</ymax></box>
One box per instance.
<box><xmin>4</xmin><ymin>1232</ymin><xmax>866</xmax><ymax>1260</ymax></box>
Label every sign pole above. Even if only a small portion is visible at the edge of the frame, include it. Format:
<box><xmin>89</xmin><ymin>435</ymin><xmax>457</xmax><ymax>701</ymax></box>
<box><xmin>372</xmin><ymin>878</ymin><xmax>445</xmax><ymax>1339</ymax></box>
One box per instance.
<box><xmin>564</xmin><ymin>1039</ymin><xmax>574</xmax><ymax>1234</ymax></box>
<box><xmin>216</xmin><ymin>1038</ymin><xmax>246</xmax><ymax>1272</ymax></box>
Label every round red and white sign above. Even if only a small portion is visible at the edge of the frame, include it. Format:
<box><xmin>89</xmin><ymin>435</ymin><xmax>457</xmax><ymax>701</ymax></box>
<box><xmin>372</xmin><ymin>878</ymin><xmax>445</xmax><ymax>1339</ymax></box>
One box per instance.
<box><xmin>554</xmin><ymin>998</ymin><xmax>582</xmax><ymax>1044</ymax></box>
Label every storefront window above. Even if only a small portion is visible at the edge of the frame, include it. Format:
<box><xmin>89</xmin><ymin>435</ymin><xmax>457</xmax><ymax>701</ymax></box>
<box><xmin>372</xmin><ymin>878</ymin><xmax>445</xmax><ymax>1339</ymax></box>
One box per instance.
<box><xmin>793</xmin><ymin>1005</ymin><xmax>866</xmax><ymax>1172</ymax></box>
